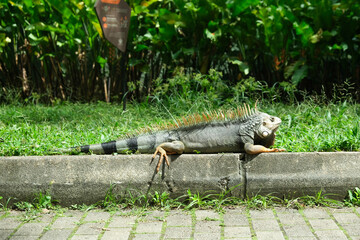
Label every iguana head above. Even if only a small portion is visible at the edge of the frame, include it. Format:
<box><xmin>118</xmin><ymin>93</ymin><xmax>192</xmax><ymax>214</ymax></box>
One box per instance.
<box><xmin>256</xmin><ymin>112</ymin><xmax>282</xmax><ymax>139</ymax></box>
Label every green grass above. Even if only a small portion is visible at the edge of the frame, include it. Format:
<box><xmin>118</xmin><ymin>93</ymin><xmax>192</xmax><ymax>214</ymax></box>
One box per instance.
<box><xmin>0</xmin><ymin>99</ymin><xmax>359</xmax><ymax>156</ymax></box>
<box><xmin>2</xmin><ymin>187</ymin><xmax>360</xmax><ymax>218</ymax></box>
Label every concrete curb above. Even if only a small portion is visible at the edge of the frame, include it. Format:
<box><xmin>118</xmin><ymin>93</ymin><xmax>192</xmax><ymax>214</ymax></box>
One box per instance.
<box><xmin>0</xmin><ymin>152</ymin><xmax>359</xmax><ymax>206</ymax></box>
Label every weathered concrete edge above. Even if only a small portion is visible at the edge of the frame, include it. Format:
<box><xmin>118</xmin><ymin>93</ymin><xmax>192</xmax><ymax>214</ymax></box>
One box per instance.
<box><xmin>245</xmin><ymin>152</ymin><xmax>360</xmax><ymax>199</ymax></box>
<box><xmin>0</xmin><ymin>152</ymin><xmax>359</xmax><ymax>206</ymax></box>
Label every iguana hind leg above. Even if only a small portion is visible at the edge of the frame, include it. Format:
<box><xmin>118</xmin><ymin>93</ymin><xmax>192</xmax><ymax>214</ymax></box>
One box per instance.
<box><xmin>244</xmin><ymin>143</ymin><xmax>285</xmax><ymax>154</ymax></box>
<box><xmin>151</xmin><ymin>141</ymin><xmax>185</xmax><ymax>173</ymax></box>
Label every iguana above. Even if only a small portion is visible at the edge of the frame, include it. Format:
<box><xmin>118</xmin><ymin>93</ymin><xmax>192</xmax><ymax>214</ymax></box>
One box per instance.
<box><xmin>60</xmin><ymin>104</ymin><xmax>284</xmax><ymax>172</ymax></box>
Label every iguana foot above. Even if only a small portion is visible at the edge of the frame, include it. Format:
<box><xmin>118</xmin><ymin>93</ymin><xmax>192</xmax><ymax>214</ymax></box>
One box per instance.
<box><xmin>151</xmin><ymin>141</ymin><xmax>185</xmax><ymax>173</ymax></box>
<box><xmin>151</xmin><ymin>146</ymin><xmax>171</xmax><ymax>173</ymax></box>
<box><xmin>244</xmin><ymin>143</ymin><xmax>286</xmax><ymax>154</ymax></box>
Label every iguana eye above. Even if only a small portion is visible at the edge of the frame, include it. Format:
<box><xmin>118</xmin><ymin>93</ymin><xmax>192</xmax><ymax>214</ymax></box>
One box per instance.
<box><xmin>270</xmin><ymin>117</ymin><xmax>275</xmax><ymax>122</ymax></box>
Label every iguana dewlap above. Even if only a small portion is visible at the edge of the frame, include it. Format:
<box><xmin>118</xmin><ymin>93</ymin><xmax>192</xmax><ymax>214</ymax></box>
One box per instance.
<box><xmin>63</xmin><ymin>106</ymin><xmax>284</xmax><ymax>172</ymax></box>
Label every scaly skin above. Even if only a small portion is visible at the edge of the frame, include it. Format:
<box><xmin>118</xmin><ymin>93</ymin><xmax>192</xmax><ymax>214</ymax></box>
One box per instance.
<box><xmin>60</xmin><ymin>108</ymin><xmax>285</xmax><ymax>172</ymax></box>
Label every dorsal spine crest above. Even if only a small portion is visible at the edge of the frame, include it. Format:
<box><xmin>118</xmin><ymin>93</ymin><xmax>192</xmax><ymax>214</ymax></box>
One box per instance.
<box><xmin>118</xmin><ymin>103</ymin><xmax>259</xmax><ymax>139</ymax></box>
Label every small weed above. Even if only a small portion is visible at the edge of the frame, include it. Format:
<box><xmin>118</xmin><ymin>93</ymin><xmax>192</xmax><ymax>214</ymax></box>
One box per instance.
<box><xmin>345</xmin><ymin>187</ymin><xmax>360</xmax><ymax>206</ymax></box>
<box><xmin>298</xmin><ymin>190</ymin><xmax>343</xmax><ymax>208</ymax></box>
<box><xmin>184</xmin><ymin>190</ymin><xmax>215</xmax><ymax>210</ymax></box>
<box><xmin>13</xmin><ymin>190</ymin><xmax>57</xmax><ymax>214</ymax></box>
<box><xmin>4</xmin><ymin>187</ymin><xmax>360</xmax><ymax>214</ymax></box>
<box><xmin>70</xmin><ymin>204</ymin><xmax>97</xmax><ymax>212</ymax></box>
<box><xmin>0</xmin><ymin>196</ymin><xmax>12</xmax><ymax>211</ymax></box>
<box><xmin>244</xmin><ymin>194</ymin><xmax>283</xmax><ymax>209</ymax></box>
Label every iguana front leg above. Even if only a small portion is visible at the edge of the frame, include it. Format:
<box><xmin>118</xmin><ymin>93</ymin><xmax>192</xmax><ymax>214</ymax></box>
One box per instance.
<box><xmin>151</xmin><ymin>141</ymin><xmax>185</xmax><ymax>172</ymax></box>
<box><xmin>244</xmin><ymin>143</ymin><xmax>285</xmax><ymax>154</ymax></box>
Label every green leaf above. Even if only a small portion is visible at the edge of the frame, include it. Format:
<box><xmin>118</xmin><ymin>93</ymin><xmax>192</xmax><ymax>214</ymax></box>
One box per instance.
<box><xmin>293</xmin><ymin>21</ymin><xmax>314</xmax><ymax>45</ymax></box>
<box><xmin>229</xmin><ymin>59</ymin><xmax>249</xmax><ymax>75</ymax></box>
<box><xmin>184</xmin><ymin>2</ymin><xmax>199</xmax><ymax>12</ymax></box>
<box><xmin>32</xmin><ymin>22</ymin><xmax>67</xmax><ymax>34</ymax></box>
<box><xmin>135</xmin><ymin>44</ymin><xmax>149</xmax><ymax>51</ymax></box>
<box><xmin>96</xmin><ymin>56</ymin><xmax>107</xmax><ymax>68</ymax></box>
<box><xmin>227</xmin><ymin>0</ymin><xmax>259</xmax><ymax>16</ymax></box>
<box><xmin>291</xmin><ymin>65</ymin><xmax>308</xmax><ymax>85</ymax></box>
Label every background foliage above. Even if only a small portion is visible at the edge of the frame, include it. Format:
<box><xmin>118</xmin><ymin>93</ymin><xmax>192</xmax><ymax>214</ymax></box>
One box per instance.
<box><xmin>0</xmin><ymin>0</ymin><xmax>359</xmax><ymax>103</ymax></box>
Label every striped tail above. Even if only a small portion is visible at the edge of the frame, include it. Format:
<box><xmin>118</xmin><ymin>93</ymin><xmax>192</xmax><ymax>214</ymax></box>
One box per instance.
<box><xmin>78</xmin><ymin>140</ymin><xmax>118</xmax><ymax>154</ymax></box>
<box><xmin>75</xmin><ymin>137</ymin><xmax>142</xmax><ymax>154</ymax></box>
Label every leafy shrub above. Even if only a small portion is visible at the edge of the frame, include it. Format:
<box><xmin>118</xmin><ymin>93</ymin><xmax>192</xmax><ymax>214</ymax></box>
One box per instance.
<box><xmin>1</xmin><ymin>0</ymin><xmax>359</xmax><ymax>103</ymax></box>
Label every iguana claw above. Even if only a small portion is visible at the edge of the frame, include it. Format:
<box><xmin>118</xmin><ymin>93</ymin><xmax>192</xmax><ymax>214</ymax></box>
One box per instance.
<box><xmin>273</xmin><ymin>148</ymin><xmax>286</xmax><ymax>152</ymax></box>
<box><xmin>151</xmin><ymin>141</ymin><xmax>185</xmax><ymax>173</ymax></box>
<box><xmin>151</xmin><ymin>146</ymin><xmax>170</xmax><ymax>173</ymax></box>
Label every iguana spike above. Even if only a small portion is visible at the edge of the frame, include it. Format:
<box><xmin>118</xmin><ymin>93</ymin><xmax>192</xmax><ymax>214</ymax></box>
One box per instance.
<box><xmin>218</xmin><ymin>109</ymin><xmax>224</xmax><ymax>120</ymax></box>
<box><xmin>243</xmin><ymin>103</ymin><xmax>249</xmax><ymax>116</ymax></box>
<box><xmin>193</xmin><ymin>114</ymin><xmax>199</xmax><ymax>123</ymax></box>
<box><xmin>206</xmin><ymin>112</ymin><xmax>211</xmax><ymax>121</ymax></box>
<box><xmin>188</xmin><ymin>115</ymin><xmax>193</xmax><ymax>125</ymax></box>
<box><xmin>182</xmin><ymin>116</ymin><xmax>188</xmax><ymax>126</ymax></box>
<box><xmin>236</xmin><ymin>107</ymin><xmax>241</xmax><ymax>117</ymax></box>
<box><xmin>146</xmin><ymin>126</ymin><xmax>152</xmax><ymax>133</ymax></box>
<box><xmin>247</xmin><ymin>104</ymin><xmax>251</xmax><ymax>116</ymax></box>
<box><xmin>190</xmin><ymin>114</ymin><xmax>195</xmax><ymax>124</ymax></box>
<box><xmin>202</xmin><ymin>112</ymin><xmax>208</xmax><ymax>122</ymax></box>
<box><xmin>195</xmin><ymin>113</ymin><xmax>202</xmax><ymax>123</ymax></box>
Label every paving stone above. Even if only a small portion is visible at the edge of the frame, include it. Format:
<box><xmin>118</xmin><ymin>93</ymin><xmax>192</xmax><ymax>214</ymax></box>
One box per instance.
<box><xmin>255</xmin><ymin>231</ymin><xmax>285</xmax><ymax>240</ymax></box>
<box><xmin>132</xmin><ymin>233</ymin><xmax>161</xmax><ymax>239</ymax></box>
<box><xmin>252</xmin><ymin>219</ymin><xmax>281</xmax><ymax>231</ymax></box>
<box><xmin>330</xmin><ymin>208</ymin><xmax>355</xmax><ymax>214</ymax></box>
<box><xmin>224</xmin><ymin>226</ymin><xmax>251</xmax><ymax>238</ymax></box>
<box><xmin>283</xmin><ymin>225</ymin><xmax>315</xmax><ymax>237</ymax></box>
<box><xmin>7</xmin><ymin>211</ymin><xmax>22</xmax><ymax>218</ymax></box>
<box><xmin>193</xmin><ymin>232</ymin><xmax>221</xmax><ymax>240</ymax></box>
<box><xmin>274</xmin><ymin>208</ymin><xmax>299</xmax><ymax>214</ymax></box>
<box><xmin>52</xmin><ymin>216</ymin><xmax>81</xmax><ymax>229</ymax></box>
<box><xmin>63</xmin><ymin>210</ymin><xmax>85</xmax><ymax>218</ymax></box>
<box><xmin>195</xmin><ymin>221</ymin><xmax>221</xmax><ymax>233</ymax></box>
<box><xmin>72</xmin><ymin>235</ymin><xmax>99</xmax><ymax>240</ymax></box>
<box><xmin>356</xmin><ymin>207</ymin><xmax>360</xmax><ymax>215</ymax></box>
<box><xmin>13</xmin><ymin>222</ymin><xmax>47</xmax><ymax>236</ymax></box>
<box><xmin>315</xmin><ymin>230</ymin><xmax>348</xmax><ymax>240</ymax></box>
<box><xmin>308</xmin><ymin>219</ymin><xmax>339</xmax><ymax>230</ymax></box>
<box><xmin>164</xmin><ymin>226</ymin><xmax>192</xmax><ymax>238</ymax></box>
<box><xmin>0</xmin><ymin>217</ymin><xmax>22</xmax><ymax>230</ymax></box>
<box><xmin>342</xmin><ymin>224</ymin><xmax>360</xmax><ymax>236</ymax></box>
<box><xmin>10</xmin><ymin>236</ymin><xmax>39</xmax><ymax>240</ymax></box>
<box><xmin>41</xmin><ymin>229</ymin><xmax>72</xmax><ymax>240</ymax></box>
<box><xmin>249</xmin><ymin>209</ymin><xmax>274</xmax><ymax>219</ymax></box>
<box><xmin>142</xmin><ymin>211</ymin><xmax>164</xmax><ymax>221</ymax></box>
<box><xmin>288</xmin><ymin>237</ymin><xmax>317</xmax><ymax>240</ymax></box>
<box><xmin>166</xmin><ymin>211</ymin><xmax>192</xmax><ymax>227</ymax></box>
<box><xmin>223</xmin><ymin>211</ymin><xmax>248</xmax><ymax>226</ymax></box>
<box><xmin>195</xmin><ymin>210</ymin><xmax>220</xmax><ymax>221</ymax></box>
<box><xmin>102</xmin><ymin>228</ymin><xmax>131</xmax><ymax>240</ymax></box>
<box><xmin>136</xmin><ymin>221</ymin><xmax>163</xmax><ymax>233</ymax></box>
<box><xmin>36</xmin><ymin>213</ymin><xmax>55</xmax><ymax>223</ymax></box>
<box><xmin>277</xmin><ymin>213</ymin><xmax>305</xmax><ymax>226</ymax></box>
<box><xmin>84</xmin><ymin>211</ymin><xmax>110</xmax><ymax>222</ymax></box>
<box><xmin>332</xmin><ymin>212</ymin><xmax>360</xmax><ymax>224</ymax></box>
<box><xmin>1</xmin><ymin>208</ymin><xmax>358</xmax><ymax>239</ymax></box>
<box><xmin>107</xmin><ymin>215</ymin><xmax>136</xmax><ymax>228</ymax></box>
<box><xmin>302</xmin><ymin>208</ymin><xmax>330</xmax><ymax>219</ymax></box>
<box><xmin>0</xmin><ymin>229</ymin><xmax>13</xmax><ymax>239</ymax></box>
<box><xmin>75</xmin><ymin>222</ymin><xmax>104</xmax><ymax>235</ymax></box>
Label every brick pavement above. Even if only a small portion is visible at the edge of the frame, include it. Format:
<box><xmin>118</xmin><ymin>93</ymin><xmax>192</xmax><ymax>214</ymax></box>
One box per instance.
<box><xmin>1</xmin><ymin>207</ymin><xmax>360</xmax><ymax>240</ymax></box>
